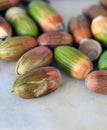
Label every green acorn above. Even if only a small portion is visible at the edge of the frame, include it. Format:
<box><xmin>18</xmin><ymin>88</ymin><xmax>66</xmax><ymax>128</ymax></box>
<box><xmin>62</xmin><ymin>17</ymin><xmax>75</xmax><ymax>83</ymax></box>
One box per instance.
<box><xmin>0</xmin><ymin>36</ymin><xmax>37</xmax><ymax>61</ymax></box>
<box><xmin>28</xmin><ymin>0</ymin><xmax>64</xmax><ymax>32</ymax></box>
<box><xmin>5</xmin><ymin>7</ymin><xmax>39</xmax><ymax>37</ymax></box>
<box><xmin>13</xmin><ymin>66</ymin><xmax>62</xmax><ymax>98</ymax></box>
<box><xmin>98</xmin><ymin>50</ymin><xmax>107</xmax><ymax>70</ymax></box>
<box><xmin>54</xmin><ymin>46</ymin><xmax>93</xmax><ymax>79</ymax></box>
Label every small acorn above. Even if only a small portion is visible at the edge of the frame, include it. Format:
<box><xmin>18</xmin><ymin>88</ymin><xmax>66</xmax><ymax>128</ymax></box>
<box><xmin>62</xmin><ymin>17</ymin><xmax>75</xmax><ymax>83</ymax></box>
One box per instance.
<box><xmin>28</xmin><ymin>0</ymin><xmax>64</xmax><ymax>32</ymax></box>
<box><xmin>0</xmin><ymin>0</ymin><xmax>19</xmax><ymax>11</ymax></box>
<box><xmin>54</xmin><ymin>46</ymin><xmax>93</xmax><ymax>79</ymax></box>
<box><xmin>85</xmin><ymin>70</ymin><xmax>107</xmax><ymax>95</ymax></box>
<box><xmin>38</xmin><ymin>31</ymin><xmax>73</xmax><ymax>48</ymax></box>
<box><xmin>5</xmin><ymin>7</ymin><xmax>39</xmax><ymax>37</ymax></box>
<box><xmin>83</xmin><ymin>4</ymin><xmax>107</xmax><ymax>19</ymax></box>
<box><xmin>0</xmin><ymin>16</ymin><xmax>12</xmax><ymax>40</ymax></box>
<box><xmin>0</xmin><ymin>36</ymin><xmax>37</xmax><ymax>61</ymax></box>
<box><xmin>91</xmin><ymin>16</ymin><xmax>107</xmax><ymax>48</ymax></box>
<box><xmin>69</xmin><ymin>14</ymin><xmax>92</xmax><ymax>44</ymax></box>
<box><xmin>13</xmin><ymin>66</ymin><xmax>62</xmax><ymax>98</ymax></box>
<box><xmin>15</xmin><ymin>46</ymin><xmax>53</xmax><ymax>75</ymax></box>
<box><xmin>79</xmin><ymin>39</ymin><xmax>102</xmax><ymax>61</ymax></box>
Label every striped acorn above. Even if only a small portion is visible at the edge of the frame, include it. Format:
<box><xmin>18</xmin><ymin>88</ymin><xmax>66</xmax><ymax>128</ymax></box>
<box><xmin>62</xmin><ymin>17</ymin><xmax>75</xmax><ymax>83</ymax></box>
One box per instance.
<box><xmin>5</xmin><ymin>7</ymin><xmax>39</xmax><ymax>37</ymax></box>
<box><xmin>85</xmin><ymin>70</ymin><xmax>107</xmax><ymax>95</ymax></box>
<box><xmin>69</xmin><ymin>14</ymin><xmax>92</xmax><ymax>44</ymax></box>
<box><xmin>0</xmin><ymin>16</ymin><xmax>12</xmax><ymax>40</ymax></box>
<box><xmin>13</xmin><ymin>66</ymin><xmax>62</xmax><ymax>98</ymax></box>
<box><xmin>54</xmin><ymin>46</ymin><xmax>93</xmax><ymax>79</ymax></box>
<box><xmin>0</xmin><ymin>0</ymin><xmax>19</xmax><ymax>11</ymax></box>
<box><xmin>38</xmin><ymin>31</ymin><xmax>73</xmax><ymax>48</ymax></box>
<box><xmin>15</xmin><ymin>46</ymin><xmax>53</xmax><ymax>75</ymax></box>
<box><xmin>28</xmin><ymin>1</ymin><xmax>64</xmax><ymax>32</ymax></box>
<box><xmin>0</xmin><ymin>36</ymin><xmax>37</xmax><ymax>61</ymax></box>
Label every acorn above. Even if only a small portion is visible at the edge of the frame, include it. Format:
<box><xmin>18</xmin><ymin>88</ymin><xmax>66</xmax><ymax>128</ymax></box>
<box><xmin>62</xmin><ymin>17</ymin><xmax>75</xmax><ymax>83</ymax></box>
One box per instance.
<box><xmin>13</xmin><ymin>66</ymin><xmax>62</xmax><ymax>98</ymax></box>
<box><xmin>0</xmin><ymin>36</ymin><xmax>37</xmax><ymax>61</ymax></box>
<box><xmin>27</xmin><ymin>0</ymin><xmax>64</xmax><ymax>32</ymax></box>
<box><xmin>5</xmin><ymin>7</ymin><xmax>39</xmax><ymax>37</ymax></box>
<box><xmin>0</xmin><ymin>0</ymin><xmax>19</xmax><ymax>11</ymax></box>
<box><xmin>79</xmin><ymin>39</ymin><xmax>102</xmax><ymax>61</ymax></box>
<box><xmin>38</xmin><ymin>31</ymin><xmax>73</xmax><ymax>48</ymax></box>
<box><xmin>83</xmin><ymin>4</ymin><xmax>107</xmax><ymax>19</ymax></box>
<box><xmin>54</xmin><ymin>46</ymin><xmax>93</xmax><ymax>79</ymax></box>
<box><xmin>69</xmin><ymin>14</ymin><xmax>92</xmax><ymax>44</ymax></box>
<box><xmin>91</xmin><ymin>16</ymin><xmax>107</xmax><ymax>48</ymax></box>
<box><xmin>98</xmin><ymin>50</ymin><xmax>107</xmax><ymax>70</ymax></box>
<box><xmin>85</xmin><ymin>70</ymin><xmax>107</xmax><ymax>95</ymax></box>
<box><xmin>15</xmin><ymin>46</ymin><xmax>53</xmax><ymax>75</ymax></box>
<box><xmin>0</xmin><ymin>16</ymin><xmax>12</xmax><ymax>40</ymax></box>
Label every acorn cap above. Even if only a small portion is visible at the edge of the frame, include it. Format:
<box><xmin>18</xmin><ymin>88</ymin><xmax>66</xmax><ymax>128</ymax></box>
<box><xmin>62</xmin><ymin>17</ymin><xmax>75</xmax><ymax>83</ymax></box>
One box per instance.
<box><xmin>79</xmin><ymin>39</ymin><xmax>102</xmax><ymax>61</ymax></box>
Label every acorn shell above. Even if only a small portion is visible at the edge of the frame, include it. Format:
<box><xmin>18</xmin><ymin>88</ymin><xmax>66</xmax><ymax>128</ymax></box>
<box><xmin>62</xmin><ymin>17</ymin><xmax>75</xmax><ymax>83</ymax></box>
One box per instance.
<box><xmin>79</xmin><ymin>39</ymin><xmax>102</xmax><ymax>61</ymax></box>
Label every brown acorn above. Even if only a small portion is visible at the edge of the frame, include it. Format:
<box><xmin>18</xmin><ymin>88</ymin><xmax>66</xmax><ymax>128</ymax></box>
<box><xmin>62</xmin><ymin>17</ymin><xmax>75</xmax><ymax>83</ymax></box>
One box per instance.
<box><xmin>0</xmin><ymin>0</ymin><xmax>19</xmax><ymax>11</ymax></box>
<box><xmin>13</xmin><ymin>66</ymin><xmax>62</xmax><ymax>98</ymax></box>
<box><xmin>85</xmin><ymin>70</ymin><xmax>107</xmax><ymax>95</ymax></box>
<box><xmin>15</xmin><ymin>46</ymin><xmax>53</xmax><ymax>75</ymax></box>
<box><xmin>0</xmin><ymin>36</ymin><xmax>37</xmax><ymax>61</ymax></box>
<box><xmin>38</xmin><ymin>31</ymin><xmax>73</xmax><ymax>48</ymax></box>
<box><xmin>83</xmin><ymin>4</ymin><xmax>107</xmax><ymax>19</ymax></box>
<box><xmin>69</xmin><ymin>14</ymin><xmax>92</xmax><ymax>44</ymax></box>
<box><xmin>0</xmin><ymin>16</ymin><xmax>12</xmax><ymax>40</ymax></box>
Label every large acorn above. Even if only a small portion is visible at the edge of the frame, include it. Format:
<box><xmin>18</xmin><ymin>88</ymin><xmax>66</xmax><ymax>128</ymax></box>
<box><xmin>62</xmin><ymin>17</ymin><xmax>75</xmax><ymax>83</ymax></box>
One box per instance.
<box><xmin>0</xmin><ymin>36</ymin><xmax>37</xmax><ymax>61</ymax></box>
<box><xmin>54</xmin><ymin>46</ymin><xmax>93</xmax><ymax>79</ymax></box>
<box><xmin>69</xmin><ymin>14</ymin><xmax>92</xmax><ymax>44</ymax></box>
<box><xmin>15</xmin><ymin>46</ymin><xmax>53</xmax><ymax>75</ymax></box>
<box><xmin>27</xmin><ymin>0</ymin><xmax>64</xmax><ymax>32</ymax></box>
<box><xmin>13</xmin><ymin>66</ymin><xmax>62</xmax><ymax>98</ymax></box>
<box><xmin>38</xmin><ymin>31</ymin><xmax>73</xmax><ymax>48</ymax></box>
<box><xmin>85</xmin><ymin>70</ymin><xmax>107</xmax><ymax>95</ymax></box>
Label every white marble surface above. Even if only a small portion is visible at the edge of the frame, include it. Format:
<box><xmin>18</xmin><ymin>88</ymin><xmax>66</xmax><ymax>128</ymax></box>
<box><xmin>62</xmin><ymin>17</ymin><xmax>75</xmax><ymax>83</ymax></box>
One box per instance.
<box><xmin>1</xmin><ymin>0</ymin><xmax>107</xmax><ymax>130</ymax></box>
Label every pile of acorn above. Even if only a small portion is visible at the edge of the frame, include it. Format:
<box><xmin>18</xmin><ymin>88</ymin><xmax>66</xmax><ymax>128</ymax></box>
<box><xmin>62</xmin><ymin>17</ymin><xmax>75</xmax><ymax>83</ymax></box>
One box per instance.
<box><xmin>0</xmin><ymin>0</ymin><xmax>107</xmax><ymax>99</ymax></box>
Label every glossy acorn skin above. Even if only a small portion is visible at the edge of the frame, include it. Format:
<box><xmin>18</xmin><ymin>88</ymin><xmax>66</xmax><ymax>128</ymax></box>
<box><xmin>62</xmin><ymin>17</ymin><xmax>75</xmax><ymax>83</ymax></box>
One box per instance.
<box><xmin>0</xmin><ymin>36</ymin><xmax>37</xmax><ymax>61</ymax></box>
<box><xmin>15</xmin><ymin>46</ymin><xmax>53</xmax><ymax>75</ymax></box>
<box><xmin>28</xmin><ymin>1</ymin><xmax>64</xmax><ymax>32</ymax></box>
<box><xmin>0</xmin><ymin>16</ymin><xmax>12</xmax><ymax>40</ymax></box>
<box><xmin>98</xmin><ymin>50</ymin><xmax>107</xmax><ymax>70</ymax></box>
<box><xmin>83</xmin><ymin>4</ymin><xmax>107</xmax><ymax>19</ymax></box>
<box><xmin>13</xmin><ymin>67</ymin><xmax>62</xmax><ymax>99</ymax></box>
<box><xmin>85</xmin><ymin>70</ymin><xmax>107</xmax><ymax>95</ymax></box>
<box><xmin>5</xmin><ymin>7</ymin><xmax>39</xmax><ymax>37</ymax></box>
<box><xmin>69</xmin><ymin>14</ymin><xmax>92</xmax><ymax>44</ymax></box>
<box><xmin>91</xmin><ymin>16</ymin><xmax>107</xmax><ymax>48</ymax></box>
<box><xmin>54</xmin><ymin>46</ymin><xmax>93</xmax><ymax>79</ymax></box>
<box><xmin>38</xmin><ymin>31</ymin><xmax>73</xmax><ymax>48</ymax></box>
<box><xmin>0</xmin><ymin>0</ymin><xmax>19</xmax><ymax>11</ymax></box>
